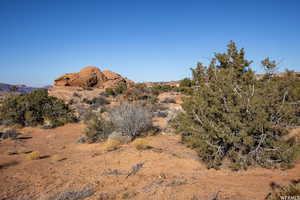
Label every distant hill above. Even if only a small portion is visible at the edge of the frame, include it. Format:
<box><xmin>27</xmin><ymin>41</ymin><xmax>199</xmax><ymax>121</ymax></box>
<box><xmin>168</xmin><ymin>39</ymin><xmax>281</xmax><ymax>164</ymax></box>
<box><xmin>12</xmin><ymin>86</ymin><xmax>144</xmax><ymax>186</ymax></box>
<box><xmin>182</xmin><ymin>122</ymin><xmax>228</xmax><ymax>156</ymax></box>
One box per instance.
<box><xmin>0</xmin><ymin>83</ymin><xmax>51</xmax><ymax>94</ymax></box>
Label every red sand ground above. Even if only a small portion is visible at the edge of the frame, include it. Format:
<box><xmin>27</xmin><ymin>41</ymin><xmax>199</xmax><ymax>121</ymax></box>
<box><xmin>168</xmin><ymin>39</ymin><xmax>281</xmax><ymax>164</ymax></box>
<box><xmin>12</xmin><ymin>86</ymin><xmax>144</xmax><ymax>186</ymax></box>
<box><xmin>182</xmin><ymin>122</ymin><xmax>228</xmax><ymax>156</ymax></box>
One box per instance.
<box><xmin>1</xmin><ymin>123</ymin><xmax>300</xmax><ymax>200</ymax></box>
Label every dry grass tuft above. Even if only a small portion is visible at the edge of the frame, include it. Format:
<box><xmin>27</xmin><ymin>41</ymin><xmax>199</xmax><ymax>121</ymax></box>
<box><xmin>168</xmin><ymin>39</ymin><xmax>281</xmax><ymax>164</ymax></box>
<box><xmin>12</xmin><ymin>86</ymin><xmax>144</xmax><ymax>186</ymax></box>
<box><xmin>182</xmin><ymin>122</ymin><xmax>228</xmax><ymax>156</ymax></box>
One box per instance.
<box><xmin>26</xmin><ymin>151</ymin><xmax>41</xmax><ymax>160</ymax></box>
<box><xmin>51</xmin><ymin>155</ymin><xmax>65</xmax><ymax>162</ymax></box>
<box><xmin>4</xmin><ymin>151</ymin><xmax>16</xmax><ymax>155</ymax></box>
<box><xmin>103</xmin><ymin>140</ymin><xmax>121</xmax><ymax>152</ymax></box>
<box><xmin>17</xmin><ymin>148</ymin><xmax>30</xmax><ymax>154</ymax></box>
<box><xmin>131</xmin><ymin>138</ymin><xmax>152</xmax><ymax>150</ymax></box>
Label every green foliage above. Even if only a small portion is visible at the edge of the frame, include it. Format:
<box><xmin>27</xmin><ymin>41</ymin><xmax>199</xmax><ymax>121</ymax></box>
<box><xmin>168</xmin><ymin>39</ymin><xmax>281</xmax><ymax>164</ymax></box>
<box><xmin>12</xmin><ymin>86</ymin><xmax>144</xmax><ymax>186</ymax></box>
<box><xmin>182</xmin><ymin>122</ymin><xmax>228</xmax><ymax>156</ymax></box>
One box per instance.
<box><xmin>151</xmin><ymin>84</ymin><xmax>174</xmax><ymax>95</ymax></box>
<box><xmin>105</xmin><ymin>88</ymin><xmax>116</xmax><ymax>96</ymax></box>
<box><xmin>0</xmin><ymin>90</ymin><xmax>76</xmax><ymax>127</ymax></box>
<box><xmin>124</xmin><ymin>83</ymin><xmax>158</xmax><ymax>104</ymax></box>
<box><xmin>84</xmin><ymin>112</ymin><xmax>114</xmax><ymax>143</ymax></box>
<box><xmin>82</xmin><ymin>97</ymin><xmax>109</xmax><ymax>108</ymax></box>
<box><xmin>178</xmin><ymin>78</ymin><xmax>194</xmax><ymax>94</ymax></box>
<box><xmin>261</xmin><ymin>57</ymin><xmax>278</xmax><ymax>76</ymax></box>
<box><xmin>179</xmin><ymin>78</ymin><xmax>193</xmax><ymax>88</ymax></box>
<box><xmin>114</xmin><ymin>82</ymin><xmax>127</xmax><ymax>95</ymax></box>
<box><xmin>173</xmin><ymin>41</ymin><xmax>300</xmax><ymax>170</ymax></box>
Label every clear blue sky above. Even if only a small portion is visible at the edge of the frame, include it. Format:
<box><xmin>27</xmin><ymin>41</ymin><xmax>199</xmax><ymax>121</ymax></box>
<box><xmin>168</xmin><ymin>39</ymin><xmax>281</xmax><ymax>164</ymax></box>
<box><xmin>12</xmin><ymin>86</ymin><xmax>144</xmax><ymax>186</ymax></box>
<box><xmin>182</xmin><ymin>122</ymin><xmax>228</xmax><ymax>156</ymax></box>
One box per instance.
<box><xmin>0</xmin><ymin>0</ymin><xmax>299</xmax><ymax>86</ymax></box>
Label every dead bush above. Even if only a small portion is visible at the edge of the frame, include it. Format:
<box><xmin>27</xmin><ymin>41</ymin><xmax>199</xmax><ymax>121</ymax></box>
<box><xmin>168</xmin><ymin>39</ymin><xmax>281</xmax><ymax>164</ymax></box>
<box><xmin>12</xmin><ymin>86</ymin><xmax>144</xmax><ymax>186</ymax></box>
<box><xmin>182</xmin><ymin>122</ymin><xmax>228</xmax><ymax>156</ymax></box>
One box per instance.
<box><xmin>38</xmin><ymin>187</ymin><xmax>94</xmax><ymax>200</ymax></box>
<box><xmin>110</xmin><ymin>102</ymin><xmax>152</xmax><ymax>138</ymax></box>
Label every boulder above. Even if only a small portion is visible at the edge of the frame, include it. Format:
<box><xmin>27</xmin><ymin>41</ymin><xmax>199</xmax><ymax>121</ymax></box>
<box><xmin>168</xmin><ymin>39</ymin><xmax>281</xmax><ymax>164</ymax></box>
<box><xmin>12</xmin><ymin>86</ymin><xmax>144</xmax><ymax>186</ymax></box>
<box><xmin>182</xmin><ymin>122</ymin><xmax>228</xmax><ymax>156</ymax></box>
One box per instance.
<box><xmin>54</xmin><ymin>66</ymin><xmax>134</xmax><ymax>89</ymax></box>
<box><xmin>54</xmin><ymin>66</ymin><xmax>107</xmax><ymax>88</ymax></box>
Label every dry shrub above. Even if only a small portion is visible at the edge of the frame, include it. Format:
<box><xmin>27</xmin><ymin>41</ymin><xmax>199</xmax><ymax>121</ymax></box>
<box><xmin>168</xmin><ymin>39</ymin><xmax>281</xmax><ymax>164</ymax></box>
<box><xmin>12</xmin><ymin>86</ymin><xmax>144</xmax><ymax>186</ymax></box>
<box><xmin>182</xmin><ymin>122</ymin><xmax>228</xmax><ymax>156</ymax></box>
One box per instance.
<box><xmin>38</xmin><ymin>187</ymin><xmax>94</xmax><ymax>200</ymax></box>
<box><xmin>51</xmin><ymin>155</ymin><xmax>65</xmax><ymax>162</ymax></box>
<box><xmin>17</xmin><ymin>148</ymin><xmax>29</xmax><ymax>154</ymax></box>
<box><xmin>26</xmin><ymin>151</ymin><xmax>41</xmax><ymax>160</ymax></box>
<box><xmin>110</xmin><ymin>102</ymin><xmax>152</xmax><ymax>138</ymax></box>
<box><xmin>103</xmin><ymin>140</ymin><xmax>121</xmax><ymax>151</ymax></box>
<box><xmin>131</xmin><ymin>138</ymin><xmax>151</xmax><ymax>150</ymax></box>
<box><xmin>4</xmin><ymin>151</ymin><xmax>16</xmax><ymax>155</ymax></box>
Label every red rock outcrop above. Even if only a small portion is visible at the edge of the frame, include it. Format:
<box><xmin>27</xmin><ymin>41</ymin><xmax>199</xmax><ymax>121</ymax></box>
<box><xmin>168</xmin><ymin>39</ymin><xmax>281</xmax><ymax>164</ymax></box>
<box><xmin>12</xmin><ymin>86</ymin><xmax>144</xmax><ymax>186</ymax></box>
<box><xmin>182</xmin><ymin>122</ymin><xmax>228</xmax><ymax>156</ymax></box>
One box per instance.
<box><xmin>54</xmin><ymin>66</ymin><xmax>134</xmax><ymax>88</ymax></box>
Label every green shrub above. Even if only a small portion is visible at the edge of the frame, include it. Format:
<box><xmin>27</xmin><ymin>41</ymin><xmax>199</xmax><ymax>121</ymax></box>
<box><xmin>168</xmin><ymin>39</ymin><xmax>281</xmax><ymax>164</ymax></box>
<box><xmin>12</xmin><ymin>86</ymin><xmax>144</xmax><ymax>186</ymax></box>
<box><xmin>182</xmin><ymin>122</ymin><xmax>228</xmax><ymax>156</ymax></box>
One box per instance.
<box><xmin>84</xmin><ymin>112</ymin><xmax>114</xmax><ymax>143</ymax></box>
<box><xmin>114</xmin><ymin>82</ymin><xmax>127</xmax><ymax>95</ymax></box>
<box><xmin>151</xmin><ymin>84</ymin><xmax>173</xmax><ymax>94</ymax></box>
<box><xmin>105</xmin><ymin>88</ymin><xmax>115</xmax><ymax>96</ymax></box>
<box><xmin>0</xmin><ymin>90</ymin><xmax>76</xmax><ymax>127</ymax></box>
<box><xmin>173</xmin><ymin>41</ymin><xmax>300</xmax><ymax>170</ymax></box>
<box><xmin>124</xmin><ymin>84</ymin><xmax>158</xmax><ymax>104</ymax></box>
<box><xmin>82</xmin><ymin>97</ymin><xmax>110</xmax><ymax>110</ymax></box>
<box><xmin>179</xmin><ymin>78</ymin><xmax>193</xmax><ymax>88</ymax></box>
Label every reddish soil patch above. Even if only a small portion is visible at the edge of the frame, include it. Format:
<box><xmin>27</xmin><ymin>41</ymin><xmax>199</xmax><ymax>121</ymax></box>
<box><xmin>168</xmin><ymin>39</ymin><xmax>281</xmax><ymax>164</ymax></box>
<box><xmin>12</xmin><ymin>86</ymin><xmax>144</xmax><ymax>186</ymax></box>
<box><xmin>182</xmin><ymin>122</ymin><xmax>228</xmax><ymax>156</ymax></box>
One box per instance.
<box><xmin>0</xmin><ymin>124</ymin><xmax>300</xmax><ymax>200</ymax></box>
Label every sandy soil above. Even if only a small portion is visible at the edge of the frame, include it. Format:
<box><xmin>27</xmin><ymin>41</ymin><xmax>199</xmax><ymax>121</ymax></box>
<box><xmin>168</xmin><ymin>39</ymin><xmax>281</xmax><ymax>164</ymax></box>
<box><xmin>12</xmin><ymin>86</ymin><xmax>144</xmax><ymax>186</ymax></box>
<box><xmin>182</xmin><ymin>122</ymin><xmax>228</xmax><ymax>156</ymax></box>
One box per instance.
<box><xmin>1</xmin><ymin>123</ymin><xmax>300</xmax><ymax>200</ymax></box>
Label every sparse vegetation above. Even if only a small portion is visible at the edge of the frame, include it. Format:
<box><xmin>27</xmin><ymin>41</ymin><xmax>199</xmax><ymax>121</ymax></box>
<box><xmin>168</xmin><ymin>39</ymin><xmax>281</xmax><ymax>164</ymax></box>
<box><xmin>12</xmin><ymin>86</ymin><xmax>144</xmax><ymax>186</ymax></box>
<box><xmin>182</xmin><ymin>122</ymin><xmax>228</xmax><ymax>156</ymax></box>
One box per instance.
<box><xmin>124</xmin><ymin>83</ymin><xmax>158</xmax><ymax>104</ymax></box>
<box><xmin>37</xmin><ymin>187</ymin><xmax>94</xmax><ymax>200</ymax></box>
<box><xmin>4</xmin><ymin>151</ymin><xmax>17</xmax><ymax>155</ymax></box>
<box><xmin>266</xmin><ymin>180</ymin><xmax>300</xmax><ymax>200</ymax></box>
<box><xmin>0</xmin><ymin>128</ymin><xmax>18</xmax><ymax>140</ymax></box>
<box><xmin>82</xmin><ymin>97</ymin><xmax>110</xmax><ymax>109</ymax></box>
<box><xmin>103</xmin><ymin>140</ymin><xmax>121</xmax><ymax>151</ymax></box>
<box><xmin>161</xmin><ymin>97</ymin><xmax>176</xmax><ymax>104</ymax></box>
<box><xmin>131</xmin><ymin>138</ymin><xmax>151</xmax><ymax>150</ymax></box>
<box><xmin>26</xmin><ymin>151</ymin><xmax>41</xmax><ymax>160</ymax></box>
<box><xmin>0</xmin><ymin>90</ymin><xmax>76</xmax><ymax>127</ymax></box>
<box><xmin>178</xmin><ymin>78</ymin><xmax>194</xmax><ymax>94</ymax></box>
<box><xmin>173</xmin><ymin>41</ymin><xmax>300</xmax><ymax>170</ymax></box>
<box><xmin>114</xmin><ymin>82</ymin><xmax>127</xmax><ymax>95</ymax></box>
<box><xmin>105</xmin><ymin>88</ymin><xmax>116</xmax><ymax>96</ymax></box>
<box><xmin>82</xmin><ymin>101</ymin><xmax>153</xmax><ymax>143</ymax></box>
<box><xmin>110</xmin><ymin>102</ymin><xmax>153</xmax><ymax>138</ymax></box>
<box><xmin>51</xmin><ymin>155</ymin><xmax>65</xmax><ymax>162</ymax></box>
<box><xmin>84</xmin><ymin>112</ymin><xmax>114</xmax><ymax>143</ymax></box>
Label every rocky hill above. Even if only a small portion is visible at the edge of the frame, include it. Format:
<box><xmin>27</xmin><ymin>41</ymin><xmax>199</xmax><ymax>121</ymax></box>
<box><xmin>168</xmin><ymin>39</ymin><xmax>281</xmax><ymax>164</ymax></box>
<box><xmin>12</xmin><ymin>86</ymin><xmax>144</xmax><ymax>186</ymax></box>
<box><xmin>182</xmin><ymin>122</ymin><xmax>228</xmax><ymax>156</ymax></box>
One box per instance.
<box><xmin>54</xmin><ymin>66</ymin><xmax>134</xmax><ymax>89</ymax></box>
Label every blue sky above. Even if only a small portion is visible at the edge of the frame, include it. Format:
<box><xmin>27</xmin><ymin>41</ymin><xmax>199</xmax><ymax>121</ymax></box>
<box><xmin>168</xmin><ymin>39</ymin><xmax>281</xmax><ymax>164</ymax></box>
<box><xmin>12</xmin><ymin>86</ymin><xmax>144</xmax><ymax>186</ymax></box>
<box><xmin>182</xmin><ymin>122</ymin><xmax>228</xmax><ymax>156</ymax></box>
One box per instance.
<box><xmin>0</xmin><ymin>0</ymin><xmax>299</xmax><ymax>86</ymax></box>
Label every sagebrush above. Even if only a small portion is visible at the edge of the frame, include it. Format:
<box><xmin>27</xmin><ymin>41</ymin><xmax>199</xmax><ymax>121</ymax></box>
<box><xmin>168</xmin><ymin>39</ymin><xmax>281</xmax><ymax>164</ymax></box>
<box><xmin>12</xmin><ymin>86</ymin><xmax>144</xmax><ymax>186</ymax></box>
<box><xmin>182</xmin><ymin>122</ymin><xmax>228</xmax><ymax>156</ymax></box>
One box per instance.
<box><xmin>110</xmin><ymin>102</ymin><xmax>152</xmax><ymax>138</ymax></box>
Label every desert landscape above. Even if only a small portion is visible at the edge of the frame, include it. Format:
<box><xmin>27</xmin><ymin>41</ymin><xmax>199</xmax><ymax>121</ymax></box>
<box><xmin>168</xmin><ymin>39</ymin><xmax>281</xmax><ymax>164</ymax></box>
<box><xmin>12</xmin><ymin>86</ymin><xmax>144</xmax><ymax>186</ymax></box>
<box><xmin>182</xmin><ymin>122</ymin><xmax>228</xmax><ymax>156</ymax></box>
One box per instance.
<box><xmin>1</xmin><ymin>52</ymin><xmax>300</xmax><ymax>200</ymax></box>
<box><xmin>1</xmin><ymin>1</ymin><xmax>300</xmax><ymax>200</ymax></box>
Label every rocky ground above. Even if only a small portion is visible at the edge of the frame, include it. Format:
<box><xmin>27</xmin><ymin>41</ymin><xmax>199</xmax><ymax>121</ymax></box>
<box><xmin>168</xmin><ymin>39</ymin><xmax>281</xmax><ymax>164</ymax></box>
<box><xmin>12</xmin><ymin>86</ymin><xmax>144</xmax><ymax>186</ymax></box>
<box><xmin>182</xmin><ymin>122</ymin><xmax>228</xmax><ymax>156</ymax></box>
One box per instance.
<box><xmin>1</xmin><ymin>122</ymin><xmax>300</xmax><ymax>200</ymax></box>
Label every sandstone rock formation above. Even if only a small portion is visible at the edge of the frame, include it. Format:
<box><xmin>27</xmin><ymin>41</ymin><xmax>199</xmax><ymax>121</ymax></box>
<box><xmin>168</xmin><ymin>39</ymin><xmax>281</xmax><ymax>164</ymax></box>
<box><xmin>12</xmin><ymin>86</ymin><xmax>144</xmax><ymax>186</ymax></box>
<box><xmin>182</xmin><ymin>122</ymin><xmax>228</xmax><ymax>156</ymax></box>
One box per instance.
<box><xmin>54</xmin><ymin>66</ymin><xmax>133</xmax><ymax>88</ymax></box>
<box><xmin>102</xmin><ymin>70</ymin><xmax>134</xmax><ymax>88</ymax></box>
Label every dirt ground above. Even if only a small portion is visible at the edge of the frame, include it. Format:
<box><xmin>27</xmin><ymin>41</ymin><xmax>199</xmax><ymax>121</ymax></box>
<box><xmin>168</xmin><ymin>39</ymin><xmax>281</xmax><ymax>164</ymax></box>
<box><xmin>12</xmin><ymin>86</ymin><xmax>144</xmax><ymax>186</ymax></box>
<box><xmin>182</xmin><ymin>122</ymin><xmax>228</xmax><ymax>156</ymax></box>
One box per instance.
<box><xmin>1</xmin><ymin>123</ymin><xmax>300</xmax><ymax>200</ymax></box>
